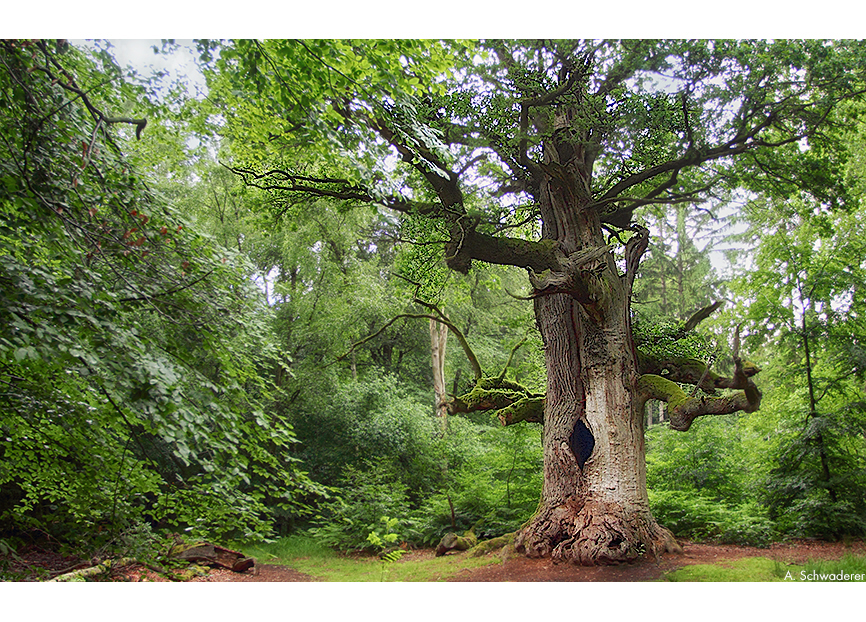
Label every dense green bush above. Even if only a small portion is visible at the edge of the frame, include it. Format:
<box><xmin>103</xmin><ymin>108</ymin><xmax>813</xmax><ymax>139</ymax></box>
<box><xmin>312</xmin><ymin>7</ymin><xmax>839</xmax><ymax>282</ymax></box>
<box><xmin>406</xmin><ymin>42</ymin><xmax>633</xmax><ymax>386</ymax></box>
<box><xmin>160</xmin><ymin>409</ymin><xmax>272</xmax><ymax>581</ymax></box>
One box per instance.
<box><xmin>763</xmin><ymin>405</ymin><xmax>866</xmax><ymax>540</ymax></box>
<box><xmin>410</xmin><ymin>418</ymin><xmax>542</xmax><ymax>545</ymax></box>
<box><xmin>285</xmin><ymin>373</ymin><xmax>443</xmax><ymax>492</ymax></box>
<box><xmin>646</xmin><ymin>415</ymin><xmax>778</xmax><ymax>546</ymax></box>
<box><xmin>649</xmin><ymin>490</ymin><xmax>776</xmax><ymax>547</ymax></box>
<box><xmin>301</xmin><ymin>406</ymin><xmax>543</xmax><ymax>551</ymax></box>
<box><xmin>0</xmin><ymin>40</ymin><xmax>325</xmax><ymax>548</ymax></box>
<box><xmin>307</xmin><ymin>460</ymin><xmax>416</xmax><ymax>551</ymax></box>
<box><xmin>646</xmin><ymin>417</ymin><xmax>762</xmax><ymax>506</ymax></box>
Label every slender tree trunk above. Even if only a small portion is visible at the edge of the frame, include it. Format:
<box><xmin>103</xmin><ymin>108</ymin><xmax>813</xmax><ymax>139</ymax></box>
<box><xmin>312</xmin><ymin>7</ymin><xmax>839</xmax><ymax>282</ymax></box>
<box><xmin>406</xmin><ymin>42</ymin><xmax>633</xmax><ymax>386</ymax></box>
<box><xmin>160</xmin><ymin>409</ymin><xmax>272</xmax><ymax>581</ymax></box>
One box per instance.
<box><xmin>430</xmin><ymin>317</ymin><xmax>449</xmax><ymax>434</ymax></box>
<box><xmin>676</xmin><ymin>205</ymin><xmax>686</xmax><ymax>317</ymax></box>
<box><xmin>658</xmin><ymin>212</ymin><xmax>669</xmax><ymax>316</ymax></box>
<box><xmin>801</xmin><ymin>310</ymin><xmax>837</xmax><ymax>503</ymax></box>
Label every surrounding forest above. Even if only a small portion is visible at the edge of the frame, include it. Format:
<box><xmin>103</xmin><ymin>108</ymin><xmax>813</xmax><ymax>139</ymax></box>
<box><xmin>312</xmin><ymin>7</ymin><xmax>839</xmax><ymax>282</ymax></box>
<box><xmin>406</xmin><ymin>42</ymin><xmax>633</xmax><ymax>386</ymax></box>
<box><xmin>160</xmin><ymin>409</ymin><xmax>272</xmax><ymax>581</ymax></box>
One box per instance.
<box><xmin>2</xmin><ymin>38</ymin><xmax>866</xmax><ymax>578</ymax></box>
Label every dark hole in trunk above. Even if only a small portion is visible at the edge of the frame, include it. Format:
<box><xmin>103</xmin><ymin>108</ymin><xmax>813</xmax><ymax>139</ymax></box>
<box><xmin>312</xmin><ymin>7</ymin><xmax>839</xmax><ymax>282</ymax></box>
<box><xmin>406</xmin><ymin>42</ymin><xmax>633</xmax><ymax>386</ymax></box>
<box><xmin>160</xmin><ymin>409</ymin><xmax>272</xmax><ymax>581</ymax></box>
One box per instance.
<box><xmin>569</xmin><ymin>418</ymin><xmax>595</xmax><ymax>470</ymax></box>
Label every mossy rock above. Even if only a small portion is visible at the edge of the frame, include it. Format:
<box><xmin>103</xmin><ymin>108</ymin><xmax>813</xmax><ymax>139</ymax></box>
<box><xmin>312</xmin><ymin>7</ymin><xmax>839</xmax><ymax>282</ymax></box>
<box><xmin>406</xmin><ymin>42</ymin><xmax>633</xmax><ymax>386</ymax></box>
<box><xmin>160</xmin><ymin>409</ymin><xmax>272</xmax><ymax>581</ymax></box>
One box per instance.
<box><xmin>467</xmin><ymin>532</ymin><xmax>516</xmax><ymax>558</ymax></box>
<box><xmin>174</xmin><ymin>564</ymin><xmax>209</xmax><ymax>581</ymax></box>
<box><xmin>435</xmin><ymin>530</ymin><xmax>479</xmax><ymax>556</ymax></box>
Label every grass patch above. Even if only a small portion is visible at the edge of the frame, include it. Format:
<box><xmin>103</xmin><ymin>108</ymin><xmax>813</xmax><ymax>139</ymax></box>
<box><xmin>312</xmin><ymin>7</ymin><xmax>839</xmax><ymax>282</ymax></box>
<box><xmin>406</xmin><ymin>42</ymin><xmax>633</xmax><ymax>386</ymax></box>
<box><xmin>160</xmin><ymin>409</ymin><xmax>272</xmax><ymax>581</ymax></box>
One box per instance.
<box><xmin>663</xmin><ymin>556</ymin><xmax>791</xmax><ymax>581</ymax></box>
<box><xmin>237</xmin><ymin>533</ymin><xmax>336</xmax><ymax>562</ymax></box>
<box><xmin>663</xmin><ymin>553</ymin><xmax>866</xmax><ymax>582</ymax></box>
<box><xmin>233</xmin><ymin>533</ymin><xmax>499</xmax><ymax>582</ymax></box>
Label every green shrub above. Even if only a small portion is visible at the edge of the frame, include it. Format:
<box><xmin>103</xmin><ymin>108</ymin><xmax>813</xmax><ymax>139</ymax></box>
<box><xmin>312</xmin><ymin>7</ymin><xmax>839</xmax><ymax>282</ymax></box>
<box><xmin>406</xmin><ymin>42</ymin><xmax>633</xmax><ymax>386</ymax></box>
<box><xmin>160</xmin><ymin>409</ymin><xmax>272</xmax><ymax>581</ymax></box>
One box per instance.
<box><xmin>411</xmin><ymin>421</ymin><xmax>542</xmax><ymax>545</ymax></box>
<box><xmin>777</xmin><ymin>495</ymin><xmax>866</xmax><ymax>540</ymax></box>
<box><xmin>308</xmin><ymin>460</ymin><xmax>415</xmax><ymax>551</ymax></box>
<box><xmin>649</xmin><ymin>489</ymin><xmax>776</xmax><ymax>547</ymax></box>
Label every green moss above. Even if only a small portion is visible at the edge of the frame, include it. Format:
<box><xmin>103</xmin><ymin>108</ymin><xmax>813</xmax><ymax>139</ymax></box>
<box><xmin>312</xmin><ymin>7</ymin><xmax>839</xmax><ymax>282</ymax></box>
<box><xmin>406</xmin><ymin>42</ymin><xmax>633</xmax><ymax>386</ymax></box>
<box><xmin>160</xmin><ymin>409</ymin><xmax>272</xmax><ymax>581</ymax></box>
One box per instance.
<box><xmin>638</xmin><ymin>374</ymin><xmax>689</xmax><ymax>410</ymax></box>
<box><xmin>496</xmin><ymin>397</ymin><xmax>544</xmax><ymax>425</ymax></box>
<box><xmin>742</xmin><ymin>360</ymin><xmax>761</xmax><ymax>375</ymax></box>
<box><xmin>457</xmin><ymin>386</ymin><xmax>524</xmax><ymax>411</ymax></box>
<box><xmin>467</xmin><ymin>532</ymin><xmax>516</xmax><ymax>557</ymax></box>
<box><xmin>451</xmin><ymin>376</ymin><xmax>543</xmax><ymax>422</ymax></box>
<box><xmin>477</xmin><ymin>376</ymin><xmax>531</xmax><ymax>392</ymax></box>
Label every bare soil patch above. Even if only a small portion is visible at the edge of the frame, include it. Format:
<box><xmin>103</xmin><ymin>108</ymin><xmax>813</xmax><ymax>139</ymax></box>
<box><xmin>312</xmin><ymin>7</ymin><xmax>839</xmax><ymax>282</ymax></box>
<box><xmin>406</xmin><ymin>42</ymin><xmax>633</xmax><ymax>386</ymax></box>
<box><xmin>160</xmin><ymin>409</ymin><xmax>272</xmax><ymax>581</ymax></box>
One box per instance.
<box><xmin>448</xmin><ymin>539</ymin><xmax>866</xmax><ymax>582</ymax></box>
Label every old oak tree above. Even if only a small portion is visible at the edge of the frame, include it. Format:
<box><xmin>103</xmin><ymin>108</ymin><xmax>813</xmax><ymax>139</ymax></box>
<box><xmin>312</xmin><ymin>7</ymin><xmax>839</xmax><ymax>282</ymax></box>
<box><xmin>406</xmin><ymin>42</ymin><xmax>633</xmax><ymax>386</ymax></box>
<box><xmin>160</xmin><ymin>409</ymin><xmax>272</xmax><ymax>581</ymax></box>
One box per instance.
<box><xmin>209</xmin><ymin>39</ymin><xmax>866</xmax><ymax>564</ymax></box>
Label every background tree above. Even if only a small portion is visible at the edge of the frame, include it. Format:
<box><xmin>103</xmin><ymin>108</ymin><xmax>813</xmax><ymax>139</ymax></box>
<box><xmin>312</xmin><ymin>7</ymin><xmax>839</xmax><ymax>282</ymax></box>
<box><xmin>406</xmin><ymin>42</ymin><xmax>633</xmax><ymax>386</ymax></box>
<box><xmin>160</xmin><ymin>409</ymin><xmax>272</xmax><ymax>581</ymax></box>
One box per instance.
<box><xmin>633</xmin><ymin>202</ymin><xmax>720</xmax><ymax>320</ymax></box>
<box><xmin>729</xmin><ymin>194</ymin><xmax>866</xmax><ymax>539</ymax></box>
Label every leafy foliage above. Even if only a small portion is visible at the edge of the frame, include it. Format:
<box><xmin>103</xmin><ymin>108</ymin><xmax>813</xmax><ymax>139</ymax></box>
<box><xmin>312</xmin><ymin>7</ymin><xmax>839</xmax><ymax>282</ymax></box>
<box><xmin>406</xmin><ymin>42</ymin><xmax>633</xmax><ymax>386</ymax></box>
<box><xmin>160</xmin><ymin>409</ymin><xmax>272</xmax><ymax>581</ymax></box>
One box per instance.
<box><xmin>728</xmin><ymin>192</ymin><xmax>866</xmax><ymax>539</ymax></box>
<box><xmin>648</xmin><ymin>490</ymin><xmax>776</xmax><ymax>547</ymax></box>
<box><xmin>0</xmin><ymin>40</ymin><xmax>324</xmax><ymax>548</ymax></box>
<box><xmin>6</xmin><ymin>38</ymin><xmax>866</xmax><ymax>569</ymax></box>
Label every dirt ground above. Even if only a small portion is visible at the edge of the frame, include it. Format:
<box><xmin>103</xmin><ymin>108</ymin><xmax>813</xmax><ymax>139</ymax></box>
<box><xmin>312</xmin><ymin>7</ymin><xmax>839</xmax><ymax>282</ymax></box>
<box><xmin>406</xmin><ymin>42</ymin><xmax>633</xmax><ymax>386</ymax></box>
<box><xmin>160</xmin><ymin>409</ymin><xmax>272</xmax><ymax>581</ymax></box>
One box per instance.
<box><xmin>193</xmin><ymin>538</ymin><xmax>866</xmax><ymax>582</ymax></box>
<box><xmin>7</xmin><ymin>538</ymin><xmax>864</xmax><ymax>582</ymax></box>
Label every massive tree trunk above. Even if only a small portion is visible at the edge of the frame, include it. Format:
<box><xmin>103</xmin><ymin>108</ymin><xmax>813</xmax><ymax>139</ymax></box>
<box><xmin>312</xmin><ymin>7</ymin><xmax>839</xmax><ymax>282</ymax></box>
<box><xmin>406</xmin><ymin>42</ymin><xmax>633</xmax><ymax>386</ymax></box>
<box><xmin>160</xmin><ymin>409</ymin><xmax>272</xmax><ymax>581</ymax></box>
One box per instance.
<box><xmin>514</xmin><ymin>147</ymin><xmax>679</xmax><ymax>564</ymax></box>
<box><xmin>517</xmin><ymin>293</ymin><xmax>679</xmax><ymax>563</ymax></box>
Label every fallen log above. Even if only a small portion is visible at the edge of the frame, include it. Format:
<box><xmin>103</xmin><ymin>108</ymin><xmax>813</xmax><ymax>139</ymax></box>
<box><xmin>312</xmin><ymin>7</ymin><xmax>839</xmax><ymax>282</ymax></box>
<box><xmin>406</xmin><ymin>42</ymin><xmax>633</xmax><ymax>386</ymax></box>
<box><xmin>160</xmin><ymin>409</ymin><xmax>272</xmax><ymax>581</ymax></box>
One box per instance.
<box><xmin>49</xmin><ymin>557</ymin><xmax>139</xmax><ymax>582</ymax></box>
<box><xmin>169</xmin><ymin>542</ymin><xmax>255</xmax><ymax>572</ymax></box>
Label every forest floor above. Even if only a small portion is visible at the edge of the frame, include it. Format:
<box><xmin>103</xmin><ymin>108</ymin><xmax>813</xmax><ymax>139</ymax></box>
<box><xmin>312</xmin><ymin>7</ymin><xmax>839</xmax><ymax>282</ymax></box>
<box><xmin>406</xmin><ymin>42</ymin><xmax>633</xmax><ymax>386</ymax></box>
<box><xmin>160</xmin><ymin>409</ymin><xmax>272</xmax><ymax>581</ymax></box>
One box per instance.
<box><xmin>6</xmin><ymin>538</ymin><xmax>864</xmax><ymax>582</ymax></box>
<box><xmin>194</xmin><ymin>538</ymin><xmax>866</xmax><ymax>582</ymax></box>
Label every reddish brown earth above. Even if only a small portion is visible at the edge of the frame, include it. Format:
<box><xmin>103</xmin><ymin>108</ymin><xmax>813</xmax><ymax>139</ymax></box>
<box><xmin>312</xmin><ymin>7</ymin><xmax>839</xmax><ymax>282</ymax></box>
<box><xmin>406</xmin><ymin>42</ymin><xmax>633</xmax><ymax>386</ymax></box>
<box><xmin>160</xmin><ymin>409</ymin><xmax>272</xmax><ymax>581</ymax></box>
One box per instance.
<box><xmin>6</xmin><ymin>539</ymin><xmax>864</xmax><ymax>582</ymax></box>
<box><xmin>450</xmin><ymin>539</ymin><xmax>866</xmax><ymax>582</ymax></box>
<box><xmin>195</xmin><ymin>538</ymin><xmax>866</xmax><ymax>582</ymax></box>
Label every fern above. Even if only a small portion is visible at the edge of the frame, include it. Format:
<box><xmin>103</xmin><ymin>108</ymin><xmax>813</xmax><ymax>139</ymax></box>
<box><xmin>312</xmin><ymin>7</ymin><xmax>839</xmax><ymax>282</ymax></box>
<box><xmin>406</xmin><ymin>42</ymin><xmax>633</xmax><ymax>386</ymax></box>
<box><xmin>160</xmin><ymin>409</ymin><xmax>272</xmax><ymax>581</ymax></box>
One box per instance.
<box><xmin>366</xmin><ymin>516</ymin><xmax>406</xmax><ymax>581</ymax></box>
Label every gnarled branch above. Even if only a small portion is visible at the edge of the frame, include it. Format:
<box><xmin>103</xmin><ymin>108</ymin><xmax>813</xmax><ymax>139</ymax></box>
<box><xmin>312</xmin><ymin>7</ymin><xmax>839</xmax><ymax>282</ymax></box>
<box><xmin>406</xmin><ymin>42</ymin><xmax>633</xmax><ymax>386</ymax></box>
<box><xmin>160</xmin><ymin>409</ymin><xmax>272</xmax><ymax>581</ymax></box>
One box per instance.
<box><xmin>637</xmin><ymin>326</ymin><xmax>761</xmax><ymax>431</ymax></box>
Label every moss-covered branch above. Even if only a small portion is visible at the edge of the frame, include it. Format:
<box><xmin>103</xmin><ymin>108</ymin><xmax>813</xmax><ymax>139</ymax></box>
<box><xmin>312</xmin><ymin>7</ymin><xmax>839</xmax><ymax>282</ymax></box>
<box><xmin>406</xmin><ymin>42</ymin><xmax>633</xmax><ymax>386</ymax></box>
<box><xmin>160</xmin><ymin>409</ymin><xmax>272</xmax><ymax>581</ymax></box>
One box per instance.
<box><xmin>448</xmin><ymin>376</ymin><xmax>544</xmax><ymax>426</ymax></box>
<box><xmin>637</xmin><ymin>353</ymin><xmax>760</xmax><ymax>394</ymax></box>
<box><xmin>494</xmin><ymin>396</ymin><xmax>545</xmax><ymax>425</ymax></box>
<box><xmin>637</xmin><ymin>374</ymin><xmax>758</xmax><ymax>431</ymax></box>
<box><xmin>637</xmin><ymin>328</ymin><xmax>762</xmax><ymax>431</ymax></box>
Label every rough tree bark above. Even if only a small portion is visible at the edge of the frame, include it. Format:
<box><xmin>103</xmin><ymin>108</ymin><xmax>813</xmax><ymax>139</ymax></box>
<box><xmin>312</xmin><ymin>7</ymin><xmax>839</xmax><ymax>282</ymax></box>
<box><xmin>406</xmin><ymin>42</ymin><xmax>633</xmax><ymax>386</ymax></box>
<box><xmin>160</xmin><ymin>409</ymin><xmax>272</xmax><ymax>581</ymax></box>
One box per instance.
<box><xmin>502</xmin><ymin>125</ymin><xmax>678</xmax><ymax>563</ymax></box>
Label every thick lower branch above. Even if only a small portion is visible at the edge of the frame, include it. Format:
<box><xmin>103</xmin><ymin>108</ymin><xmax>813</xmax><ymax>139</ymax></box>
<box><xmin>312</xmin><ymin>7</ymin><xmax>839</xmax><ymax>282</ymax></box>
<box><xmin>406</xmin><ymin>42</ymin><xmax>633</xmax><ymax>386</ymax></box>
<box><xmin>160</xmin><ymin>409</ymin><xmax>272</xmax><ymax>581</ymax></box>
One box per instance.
<box><xmin>445</xmin><ymin>227</ymin><xmax>562</xmax><ymax>275</ymax></box>
<box><xmin>638</xmin><ymin>354</ymin><xmax>757</xmax><ymax>394</ymax></box>
<box><xmin>637</xmin><ymin>372</ymin><xmax>761</xmax><ymax>431</ymax></box>
<box><xmin>447</xmin><ymin>376</ymin><xmax>544</xmax><ymax>425</ymax></box>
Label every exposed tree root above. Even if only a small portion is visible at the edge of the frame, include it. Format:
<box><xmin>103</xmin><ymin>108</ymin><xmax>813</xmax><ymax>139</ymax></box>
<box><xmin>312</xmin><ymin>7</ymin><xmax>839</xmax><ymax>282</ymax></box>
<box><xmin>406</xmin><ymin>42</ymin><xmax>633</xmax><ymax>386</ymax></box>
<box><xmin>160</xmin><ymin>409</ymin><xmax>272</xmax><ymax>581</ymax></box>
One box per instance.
<box><xmin>515</xmin><ymin>501</ymin><xmax>682</xmax><ymax>565</ymax></box>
